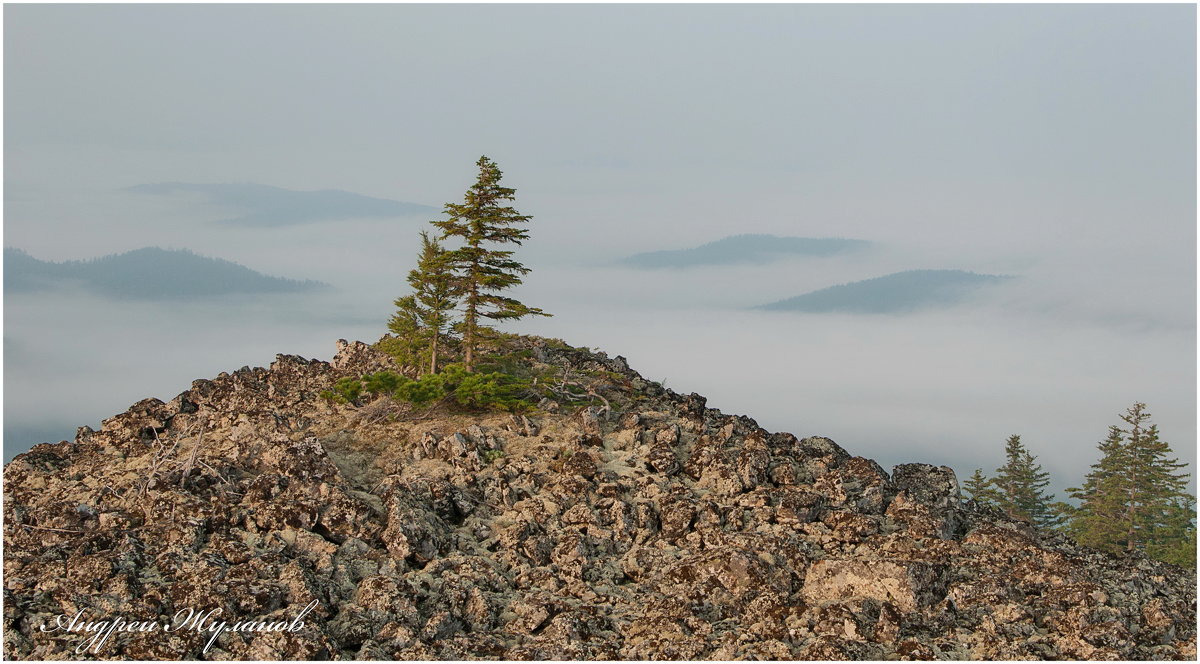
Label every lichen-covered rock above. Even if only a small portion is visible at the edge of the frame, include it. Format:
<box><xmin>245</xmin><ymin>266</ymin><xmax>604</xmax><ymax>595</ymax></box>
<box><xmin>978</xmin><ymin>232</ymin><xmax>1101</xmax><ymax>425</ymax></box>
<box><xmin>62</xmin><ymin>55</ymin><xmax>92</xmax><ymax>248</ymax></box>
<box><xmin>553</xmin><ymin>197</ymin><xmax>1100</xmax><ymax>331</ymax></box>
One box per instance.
<box><xmin>3</xmin><ymin>338</ymin><xmax>1194</xmax><ymax>660</ymax></box>
<box><xmin>891</xmin><ymin>463</ymin><xmax>961</xmax><ymax>509</ymax></box>
<box><xmin>803</xmin><ymin>559</ymin><xmax>947</xmax><ymax>612</ymax></box>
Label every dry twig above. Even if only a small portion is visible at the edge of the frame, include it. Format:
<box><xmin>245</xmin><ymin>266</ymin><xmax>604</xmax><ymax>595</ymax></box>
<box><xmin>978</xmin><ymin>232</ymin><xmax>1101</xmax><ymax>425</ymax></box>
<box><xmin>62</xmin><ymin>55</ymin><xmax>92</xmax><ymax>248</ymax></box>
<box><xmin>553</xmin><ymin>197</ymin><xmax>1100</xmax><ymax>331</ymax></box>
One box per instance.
<box><xmin>21</xmin><ymin>524</ymin><xmax>85</xmax><ymax>534</ymax></box>
<box><xmin>139</xmin><ymin>425</ymin><xmax>188</xmax><ymax>497</ymax></box>
<box><xmin>179</xmin><ymin>425</ymin><xmax>206</xmax><ymax>487</ymax></box>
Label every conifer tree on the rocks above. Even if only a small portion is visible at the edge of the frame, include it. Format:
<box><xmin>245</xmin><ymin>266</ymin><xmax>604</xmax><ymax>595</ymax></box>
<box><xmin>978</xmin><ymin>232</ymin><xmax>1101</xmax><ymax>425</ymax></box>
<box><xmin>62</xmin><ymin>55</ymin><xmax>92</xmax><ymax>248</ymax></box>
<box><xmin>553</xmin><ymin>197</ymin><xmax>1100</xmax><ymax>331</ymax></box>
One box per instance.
<box><xmin>1067</xmin><ymin>403</ymin><xmax>1194</xmax><ymax>566</ymax></box>
<box><xmin>387</xmin><ymin>231</ymin><xmax>462</xmax><ymax>375</ymax></box>
<box><xmin>433</xmin><ymin>156</ymin><xmax>549</xmax><ymax>371</ymax></box>
<box><xmin>993</xmin><ymin>434</ymin><xmax>1060</xmax><ymax>528</ymax></box>
<box><xmin>1065</xmin><ymin>425</ymin><xmax>1131</xmax><ymax>550</ymax></box>
<box><xmin>963</xmin><ymin>468</ymin><xmax>1001</xmax><ymax>507</ymax></box>
<box><xmin>1149</xmin><ymin>493</ymin><xmax>1197</xmax><ymax>568</ymax></box>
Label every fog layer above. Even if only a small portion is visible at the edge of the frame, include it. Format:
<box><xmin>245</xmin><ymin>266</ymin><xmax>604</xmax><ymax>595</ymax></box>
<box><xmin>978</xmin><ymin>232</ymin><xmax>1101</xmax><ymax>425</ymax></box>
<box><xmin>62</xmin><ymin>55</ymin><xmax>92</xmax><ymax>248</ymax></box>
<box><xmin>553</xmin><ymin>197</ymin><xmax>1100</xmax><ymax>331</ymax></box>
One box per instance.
<box><xmin>5</xmin><ymin>4</ymin><xmax>1194</xmax><ymax>498</ymax></box>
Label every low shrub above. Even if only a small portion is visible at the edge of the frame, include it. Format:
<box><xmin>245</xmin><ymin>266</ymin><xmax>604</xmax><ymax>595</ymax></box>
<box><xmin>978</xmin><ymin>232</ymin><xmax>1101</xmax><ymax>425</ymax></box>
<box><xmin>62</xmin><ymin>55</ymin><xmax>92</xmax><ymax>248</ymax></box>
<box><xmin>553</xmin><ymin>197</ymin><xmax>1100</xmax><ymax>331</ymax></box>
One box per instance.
<box><xmin>320</xmin><ymin>377</ymin><xmax>365</xmax><ymax>404</ymax></box>
<box><xmin>326</xmin><ymin>365</ymin><xmax>534</xmax><ymax>413</ymax></box>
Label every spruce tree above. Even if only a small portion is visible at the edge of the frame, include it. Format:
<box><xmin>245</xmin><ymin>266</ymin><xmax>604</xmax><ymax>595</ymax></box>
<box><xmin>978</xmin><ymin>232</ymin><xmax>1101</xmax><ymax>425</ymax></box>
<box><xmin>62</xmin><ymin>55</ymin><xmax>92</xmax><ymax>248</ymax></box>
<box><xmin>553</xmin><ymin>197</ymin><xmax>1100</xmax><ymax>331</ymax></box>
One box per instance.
<box><xmin>382</xmin><ymin>294</ymin><xmax>426</xmax><ymax>372</ymax></box>
<box><xmin>1118</xmin><ymin>403</ymin><xmax>1191</xmax><ymax>554</ymax></box>
<box><xmin>386</xmin><ymin>231</ymin><xmax>462</xmax><ymax>374</ymax></box>
<box><xmin>1067</xmin><ymin>403</ymin><xmax>1194</xmax><ymax>565</ymax></box>
<box><xmin>1066</xmin><ymin>425</ymin><xmax>1131</xmax><ymax>552</ymax></box>
<box><xmin>993</xmin><ymin>434</ymin><xmax>1059</xmax><ymax>528</ymax></box>
<box><xmin>1149</xmin><ymin>494</ymin><xmax>1197</xmax><ymax>568</ymax></box>
<box><xmin>433</xmin><ymin>156</ymin><xmax>549</xmax><ymax>370</ymax></box>
<box><xmin>963</xmin><ymin>468</ymin><xmax>1000</xmax><ymax>507</ymax></box>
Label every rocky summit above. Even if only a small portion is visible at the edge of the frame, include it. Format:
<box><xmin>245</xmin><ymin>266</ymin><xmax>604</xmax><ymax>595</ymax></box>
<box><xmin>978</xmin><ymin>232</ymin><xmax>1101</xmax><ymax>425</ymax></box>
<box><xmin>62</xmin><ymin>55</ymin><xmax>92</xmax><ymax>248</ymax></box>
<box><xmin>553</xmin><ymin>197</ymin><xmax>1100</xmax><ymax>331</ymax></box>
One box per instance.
<box><xmin>3</xmin><ymin>338</ymin><xmax>1196</xmax><ymax>660</ymax></box>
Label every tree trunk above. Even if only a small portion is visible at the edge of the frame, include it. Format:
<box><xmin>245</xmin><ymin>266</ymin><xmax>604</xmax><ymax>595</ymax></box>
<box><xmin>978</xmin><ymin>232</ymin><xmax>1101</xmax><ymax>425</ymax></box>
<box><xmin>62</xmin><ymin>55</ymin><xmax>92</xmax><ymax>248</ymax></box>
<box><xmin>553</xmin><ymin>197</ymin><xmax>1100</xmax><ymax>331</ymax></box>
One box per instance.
<box><xmin>464</xmin><ymin>282</ymin><xmax>478</xmax><ymax>372</ymax></box>
<box><xmin>429</xmin><ymin>331</ymin><xmax>439</xmax><ymax>375</ymax></box>
<box><xmin>1125</xmin><ymin>482</ymin><xmax>1139</xmax><ymax>552</ymax></box>
<box><xmin>1127</xmin><ymin>439</ymin><xmax>1138</xmax><ymax>552</ymax></box>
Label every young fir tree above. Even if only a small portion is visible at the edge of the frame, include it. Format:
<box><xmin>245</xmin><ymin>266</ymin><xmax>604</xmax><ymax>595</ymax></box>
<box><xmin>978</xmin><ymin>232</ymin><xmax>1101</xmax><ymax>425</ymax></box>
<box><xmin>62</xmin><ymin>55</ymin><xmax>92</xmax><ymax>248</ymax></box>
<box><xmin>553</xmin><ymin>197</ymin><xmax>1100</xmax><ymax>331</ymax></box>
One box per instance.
<box><xmin>433</xmin><ymin>156</ymin><xmax>549</xmax><ymax>370</ymax></box>
<box><xmin>1067</xmin><ymin>403</ymin><xmax>1194</xmax><ymax>565</ymax></box>
<box><xmin>386</xmin><ymin>232</ymin><xmax>462</xmax><ymax>375</ymax></box>
<box><xmin>992</xmin><ymin>434</ymin><xmax>1060</xmax><ymax>528</ymax></box>
<box><xmin>1118</xmin><ymin>404</ymin><xmax>1193</xmax><ymax>557</ymax></box>
<box><xmin>963</xmin><ymin>468</ymin><xmax>1001</xmax><ymax>507</ymax></box>
<box><xmin>1148</xmin><ymin>494</ymin><xmax>1197</xmax><ymax>568</ymax></box>
<box><xmin>1065</xmin><ymin>425</ymin><xmax>1131</xmax><ymax>553</ymax></box>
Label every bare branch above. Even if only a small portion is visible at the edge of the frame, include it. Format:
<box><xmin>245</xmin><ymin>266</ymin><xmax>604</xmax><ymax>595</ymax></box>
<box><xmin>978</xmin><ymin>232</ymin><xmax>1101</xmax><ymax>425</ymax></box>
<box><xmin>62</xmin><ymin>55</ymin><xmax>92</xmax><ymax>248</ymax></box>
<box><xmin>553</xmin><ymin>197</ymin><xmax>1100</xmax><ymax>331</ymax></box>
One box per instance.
<box><xmin>139</xmin><ymin>425</ymin><xmax>189</xmax><ymax>497</ymax></box>
<box><xmin>179</xmin><ymin>425</ymin><xmax>206</xmax><ymax>488</ymax></box>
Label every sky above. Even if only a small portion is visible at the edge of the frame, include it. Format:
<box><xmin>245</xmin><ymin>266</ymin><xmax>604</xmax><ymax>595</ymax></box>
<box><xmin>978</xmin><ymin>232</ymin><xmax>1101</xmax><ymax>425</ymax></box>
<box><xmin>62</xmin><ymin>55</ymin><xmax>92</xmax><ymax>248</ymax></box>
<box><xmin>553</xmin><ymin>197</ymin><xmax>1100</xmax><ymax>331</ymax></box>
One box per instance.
<box><xmin>4</xmin><ymin>4</ymin><xmax>1196</xmax><ymax>497</ymax></box>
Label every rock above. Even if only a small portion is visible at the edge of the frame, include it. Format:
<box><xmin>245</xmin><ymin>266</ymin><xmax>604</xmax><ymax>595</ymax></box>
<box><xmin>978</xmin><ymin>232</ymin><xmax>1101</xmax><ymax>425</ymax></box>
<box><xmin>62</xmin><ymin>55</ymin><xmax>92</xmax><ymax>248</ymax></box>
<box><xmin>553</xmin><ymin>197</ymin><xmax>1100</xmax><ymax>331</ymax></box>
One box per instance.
<box><xmin>2</xmin><ymin>338</ymin><xmax>1193</xmax><ymax>660</ymax></box>
<box><xmin>381</xmin><ymin>490</ymin><xmax>447</xmax><ymax>563</ymax></box>
<box><xmin>562</xmin><ymin>451</ymin><xmax>598</xmax><ymax>480</ymax></box>
<box><xmin>645</xmin><ymin>440</ymin><xmax>680</xmax><ymax>476</ymax></box>
<box><xmin>803</xmin><ymin>559</ymin><xmax>947</xmax><ymax>613</ymax></box>
<box><xmin>579</xmin><ymin>407</ymin><xmax>604</xmax><ymax>436</ymax></box>
<box><xmin>891</xmin><ymin>463</ymin><xmax>960</xmax><ymax>509</ymax></box>
<box><xmin>655</xmin><ymin>424</ymin><xmax>680</xmax><ymax>446</ymax></box>
<box><xmin>678</xmin><ymin>392</ymin><xmax>707</xmax><ymax>418</ymax></box>
<box><xmin>331</xmin><ymin>339</ymin><xmax>393</xmax><ymax>375</ymax></box>
<box><xmin>506</xmin><ymin>414</ymin><xmax>538</xmax><ymax>437</ymax></box>
<box><xmin>887</xmin><ymin>491</ymin><xmax>965</xmax><ymax>540</ymax></box>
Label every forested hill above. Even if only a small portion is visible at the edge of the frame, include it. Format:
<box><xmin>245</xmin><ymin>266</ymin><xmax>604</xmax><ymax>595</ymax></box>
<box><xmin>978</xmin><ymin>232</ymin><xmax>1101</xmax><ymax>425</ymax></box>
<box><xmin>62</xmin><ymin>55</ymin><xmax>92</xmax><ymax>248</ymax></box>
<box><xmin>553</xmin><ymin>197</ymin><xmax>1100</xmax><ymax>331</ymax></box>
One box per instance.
<box><xmin>620</xmin><ymin>234</ymin><xmax>870</xmax><ymax>268</ymax></box>
<box><xmin>760</xmin><ymin>269</ymin><xmax>1011</xmax><ymax>313</ymax></box>
<box><xmin>4</xmin><ymin>247</ymin><xmax>324</xmax><ymax>299</ymax></box>
<box><xmin>126</xmin><ymin>182</ymin><xmax>436</xmax><ymax>227</ymax></box>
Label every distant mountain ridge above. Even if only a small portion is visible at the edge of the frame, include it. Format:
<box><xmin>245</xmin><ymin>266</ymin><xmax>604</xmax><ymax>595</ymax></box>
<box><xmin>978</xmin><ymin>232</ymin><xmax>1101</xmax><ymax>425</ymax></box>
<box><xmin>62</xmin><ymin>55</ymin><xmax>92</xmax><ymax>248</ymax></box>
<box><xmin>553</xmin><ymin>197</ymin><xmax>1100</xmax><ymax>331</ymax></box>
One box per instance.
<box><xmin>126</xmin><ymin>182</ymin><xmax>437</xmax><ymax>227</ymax></box>
<box><xmin>760</xmin><ymin>269</ymin><xmax>1012</xmax><ymax>314</ymax></box>
<box><xmin>620</xmin><ymin>234</ymin><xmax>870</xmax><ymax>268</ymax></box>
<box><xmin>4</xmin><ymin>247</ymin><xmax>325</xmax><ymax>299</ymax></box>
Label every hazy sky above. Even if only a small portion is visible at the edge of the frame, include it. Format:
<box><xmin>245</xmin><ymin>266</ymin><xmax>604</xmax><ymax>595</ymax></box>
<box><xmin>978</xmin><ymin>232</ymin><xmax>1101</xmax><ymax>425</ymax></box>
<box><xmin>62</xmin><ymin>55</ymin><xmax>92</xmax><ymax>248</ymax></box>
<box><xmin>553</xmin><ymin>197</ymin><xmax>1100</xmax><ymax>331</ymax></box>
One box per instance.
<box><xmin>4</xmin><ymin>4</ymin><xmax>1195</xmax><ymax>495</ymax></box>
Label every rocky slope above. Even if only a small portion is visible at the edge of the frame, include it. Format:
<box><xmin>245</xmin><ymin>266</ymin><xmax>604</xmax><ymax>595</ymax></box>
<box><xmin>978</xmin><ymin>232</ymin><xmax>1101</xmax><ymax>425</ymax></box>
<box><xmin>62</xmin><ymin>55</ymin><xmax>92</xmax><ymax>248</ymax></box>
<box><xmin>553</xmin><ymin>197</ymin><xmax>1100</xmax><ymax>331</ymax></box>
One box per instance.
<box><xmin>3</xmin><ymin>338</ymin><xmax>1196</xmax><ymax>660</ymax></box>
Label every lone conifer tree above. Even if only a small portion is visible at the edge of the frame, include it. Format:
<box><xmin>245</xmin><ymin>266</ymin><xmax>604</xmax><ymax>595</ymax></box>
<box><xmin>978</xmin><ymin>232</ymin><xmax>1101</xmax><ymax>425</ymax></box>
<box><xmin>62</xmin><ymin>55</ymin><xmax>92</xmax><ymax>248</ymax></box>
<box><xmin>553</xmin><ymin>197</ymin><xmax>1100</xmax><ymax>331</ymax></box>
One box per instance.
<box><xmin>387</xmin><ymin>231</ymin><xmax>462</xmax><ymax>374</ymax></box>
<box><xmin>1068</xmin><ymin>403</ymin><xmax>1193</xmax><ymax>562</ymax></box>
<box><xmin>433</xmin><ymin>156</ymin><xmax>548</xmax><ymax>370</ymax></box>
<box><xmin>993</xmin><ymin>434</ymin><xmax>1059</xmax><ymax>528</ymax></box>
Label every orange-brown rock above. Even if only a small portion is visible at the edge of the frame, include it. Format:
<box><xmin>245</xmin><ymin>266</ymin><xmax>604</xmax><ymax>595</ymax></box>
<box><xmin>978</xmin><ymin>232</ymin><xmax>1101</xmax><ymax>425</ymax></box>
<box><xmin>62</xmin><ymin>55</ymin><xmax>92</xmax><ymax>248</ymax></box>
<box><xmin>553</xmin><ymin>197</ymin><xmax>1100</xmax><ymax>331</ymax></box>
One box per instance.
<box><xmin>3</xmin><ymin>338</ymin><xmax>1195</xmax><ymax>659</ymax></box>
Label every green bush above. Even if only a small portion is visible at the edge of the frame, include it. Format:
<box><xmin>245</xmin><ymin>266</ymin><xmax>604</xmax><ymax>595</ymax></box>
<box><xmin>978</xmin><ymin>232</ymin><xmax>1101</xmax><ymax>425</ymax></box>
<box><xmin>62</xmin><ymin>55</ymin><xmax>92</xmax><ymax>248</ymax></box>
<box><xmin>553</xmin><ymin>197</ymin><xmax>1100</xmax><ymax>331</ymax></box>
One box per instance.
<box><xmin>395</xmin><ymin>373</ymin><xmax>446</xmax><ymax>407</ymax></box>
<box><xmin>438</xmin><ymin>363</ymin><xmax>533</xmax><ymax>412</ymax></box>
<box><xmin>541</xmin><ymin>337</ymin><xmax>572</xmax><ymax>350</ymax></box>
<box><xmin>324</xmin><ymin>377</ymin><xmax>363</xmax><ymax>404</ymax></box>
<box><xmin>328</xmin><ymin>363</ymin><xmax>534</xmax><ymax>413</ymax></box>
<box><xmin>453</xmin><ymin>373</ymin><xmax>511</xmax><ymax>410</ymax></box>
<box><xmin>363</xmin><ymin>371</ymin><xmax>407</xmax><ymax>396</ymax></box>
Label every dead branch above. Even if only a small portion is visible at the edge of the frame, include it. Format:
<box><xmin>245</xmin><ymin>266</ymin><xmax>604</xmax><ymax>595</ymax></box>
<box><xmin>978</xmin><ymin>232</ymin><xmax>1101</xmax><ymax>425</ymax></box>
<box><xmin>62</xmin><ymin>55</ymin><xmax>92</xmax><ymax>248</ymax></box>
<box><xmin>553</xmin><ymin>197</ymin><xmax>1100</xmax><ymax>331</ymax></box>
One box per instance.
<box><xmin>354</xmin><ymin>398</ymin><xmax>405</xmax><ymax>427</ymax></box>
<box><xmin>196</xmin><ymin>460</ymin><xmax>229</xmax><ymax>483</ymax></box>
<box><xmin>179</xmin><ymin>425</ymin><xmax>206</xmax><ymax>487</ymax></box>
<box><xmin>21</xmin><ymin>524</ymin><xmax>85</xmax><ymax>534</ymax></box>
<box><xmin>412</xmin><ymin>395</ymin><xmax>454</xmax><ymax>421</ymax></box>
<box><xmin>546</xmin><ymin>380</ymin><xmax>612</xmax><ymax>419</ymax></box>
<box><xmin>139</xmin><ymin>425</ymin><xmax>189</xmax><ymax>497</ymax></box>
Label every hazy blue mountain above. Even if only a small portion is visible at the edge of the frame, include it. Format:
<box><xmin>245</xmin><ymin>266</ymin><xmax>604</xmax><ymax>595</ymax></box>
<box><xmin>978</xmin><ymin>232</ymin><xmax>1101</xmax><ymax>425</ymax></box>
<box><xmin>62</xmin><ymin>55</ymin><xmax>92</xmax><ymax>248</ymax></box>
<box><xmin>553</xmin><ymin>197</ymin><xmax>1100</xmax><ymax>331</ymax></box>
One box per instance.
<box><xmin>4</xmin><ymin>247</ymin><xmax>326</xmax><ymax>299</ymax></box>
<box><xmin>759</xmin><ymin>269</ymin><xmax>1012</xmax><ymax>314</ymax></box>
<box><xmin>3</xmin><ymin>246</ymin><xmax>59</xmax><ymax>292</ymax></box>
<box><xmin>620</xmin><ymin>234</ymin><xmax>870</xmax><ymax>268</ymax></box>
<box><xmin>126</xmin><ymin>182</ymin><xmax>437</xmax><ymax>226</ymax></box>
